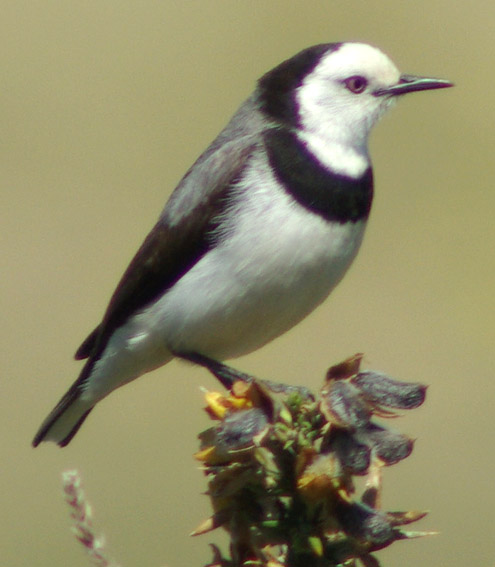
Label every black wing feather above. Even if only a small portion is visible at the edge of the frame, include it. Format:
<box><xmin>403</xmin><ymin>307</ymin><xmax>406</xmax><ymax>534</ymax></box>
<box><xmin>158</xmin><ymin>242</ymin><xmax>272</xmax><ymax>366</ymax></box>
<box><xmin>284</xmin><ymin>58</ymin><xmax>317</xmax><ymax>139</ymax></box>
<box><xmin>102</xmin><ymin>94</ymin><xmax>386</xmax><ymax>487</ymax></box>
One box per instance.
<box><xmin>75</xmin><ymin>138</ymin><xmax>258</xmax><ymax>362</ymax></box>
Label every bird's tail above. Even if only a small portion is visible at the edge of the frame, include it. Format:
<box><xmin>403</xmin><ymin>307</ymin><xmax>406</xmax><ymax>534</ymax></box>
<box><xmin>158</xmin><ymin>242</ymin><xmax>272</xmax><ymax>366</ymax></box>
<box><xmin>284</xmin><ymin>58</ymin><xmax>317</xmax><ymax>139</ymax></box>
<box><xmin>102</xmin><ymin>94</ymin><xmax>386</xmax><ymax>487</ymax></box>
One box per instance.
<box><xmin>32</xmin><ymin>383</ymin><xmax>94</xmax><ymax>447</ymax></box>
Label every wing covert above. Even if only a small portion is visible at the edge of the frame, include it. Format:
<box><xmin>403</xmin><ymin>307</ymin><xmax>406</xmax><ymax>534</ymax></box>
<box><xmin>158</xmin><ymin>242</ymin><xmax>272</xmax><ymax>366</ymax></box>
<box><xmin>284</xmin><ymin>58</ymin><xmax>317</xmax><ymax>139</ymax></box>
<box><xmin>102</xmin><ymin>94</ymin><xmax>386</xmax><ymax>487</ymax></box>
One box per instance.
<box><xmin>76</xmin><ymin>136</ymin><xmax>259</xmax><ymax>360</ymax></box>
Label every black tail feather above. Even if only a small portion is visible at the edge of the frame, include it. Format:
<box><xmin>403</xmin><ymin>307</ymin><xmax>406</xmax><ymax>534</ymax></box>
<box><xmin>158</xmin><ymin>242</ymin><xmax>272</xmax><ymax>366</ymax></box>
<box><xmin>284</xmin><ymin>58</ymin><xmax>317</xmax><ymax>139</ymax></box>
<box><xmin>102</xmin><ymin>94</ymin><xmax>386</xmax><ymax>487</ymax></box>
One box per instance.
<box><xmin>57</xmin><ymin>408</ymin><xmax>93</xmax><ymax>447</ymax></box>
<box><xmin>75</xmin><ymin>325</ymin><xmax>101</xmax><ymax>360</ymax></box>
<box><xmin>32</xmin><ymin>356</ymin><xmax>97</xmax><ymax>447</ymax></box>
<box><xmin>32</xmin><ymin>381</ymin><xmax>81</xmax><ymax>447</ymax></box>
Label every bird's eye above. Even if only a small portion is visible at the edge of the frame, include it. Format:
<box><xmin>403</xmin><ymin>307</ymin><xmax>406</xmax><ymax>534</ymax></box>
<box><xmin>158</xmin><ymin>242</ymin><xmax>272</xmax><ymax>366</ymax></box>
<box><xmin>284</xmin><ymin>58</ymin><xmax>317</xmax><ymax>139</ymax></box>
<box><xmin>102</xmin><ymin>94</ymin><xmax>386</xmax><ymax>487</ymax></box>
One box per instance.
<box><xmin>344</xmin><ymin>76</ymin><xmax>368</xmax><ymax>94</ymax></box>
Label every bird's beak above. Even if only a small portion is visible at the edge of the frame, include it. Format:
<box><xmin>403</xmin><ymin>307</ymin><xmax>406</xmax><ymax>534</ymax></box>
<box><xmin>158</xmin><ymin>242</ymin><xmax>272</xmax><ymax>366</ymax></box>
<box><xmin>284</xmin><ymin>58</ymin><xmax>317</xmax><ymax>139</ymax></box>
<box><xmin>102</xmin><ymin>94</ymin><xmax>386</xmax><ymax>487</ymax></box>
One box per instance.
<box><xmin>374</xmin><ymin>74</ymin><xmax>454</xmax><ymax>97</ymax></box>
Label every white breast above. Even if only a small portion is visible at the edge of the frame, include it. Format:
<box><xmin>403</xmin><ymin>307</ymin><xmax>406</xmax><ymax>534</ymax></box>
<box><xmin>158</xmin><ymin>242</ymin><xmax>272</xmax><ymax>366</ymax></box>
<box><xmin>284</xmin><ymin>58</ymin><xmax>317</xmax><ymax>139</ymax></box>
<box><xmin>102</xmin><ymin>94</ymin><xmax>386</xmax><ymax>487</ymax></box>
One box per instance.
<box><xmin>84</xmin><ymin>149</ymin><xmax>368</xmax><ymax>403</ymax></box>
<box><xmin>147</xmin><ymin>150</ymin><xmax>367</xmax><ymax>359</ymax></box>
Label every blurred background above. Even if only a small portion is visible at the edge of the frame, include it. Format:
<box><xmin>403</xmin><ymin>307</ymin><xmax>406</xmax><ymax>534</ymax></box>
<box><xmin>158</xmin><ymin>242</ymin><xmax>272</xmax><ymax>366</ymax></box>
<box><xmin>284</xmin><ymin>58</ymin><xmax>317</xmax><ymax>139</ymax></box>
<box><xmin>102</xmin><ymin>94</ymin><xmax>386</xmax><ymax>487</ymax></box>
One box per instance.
<box><xmin>2</xmin><ymin>2</ymin><xmax>493</xmax><ymax>566</ymax></box>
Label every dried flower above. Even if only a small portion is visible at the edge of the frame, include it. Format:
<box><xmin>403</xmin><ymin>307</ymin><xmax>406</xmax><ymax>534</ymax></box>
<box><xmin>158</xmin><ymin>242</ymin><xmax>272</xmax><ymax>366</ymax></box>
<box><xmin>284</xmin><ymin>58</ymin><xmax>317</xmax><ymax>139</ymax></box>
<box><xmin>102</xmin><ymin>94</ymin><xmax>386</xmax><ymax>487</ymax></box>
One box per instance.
<box><xmin>194</xmin><ymin>355</ymin><xmax>432</xmax><ymax>567</ymax></box>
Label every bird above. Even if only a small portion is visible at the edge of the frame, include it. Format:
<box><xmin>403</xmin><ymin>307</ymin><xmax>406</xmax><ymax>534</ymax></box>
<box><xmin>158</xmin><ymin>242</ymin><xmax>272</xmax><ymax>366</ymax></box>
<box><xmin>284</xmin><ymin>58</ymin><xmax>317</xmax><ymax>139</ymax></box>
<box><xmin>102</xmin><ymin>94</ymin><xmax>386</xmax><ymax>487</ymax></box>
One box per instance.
<box><xmin>32</xmin><ymin>42</ymin><xmax>452</xmax><ymax>447</ymax></box>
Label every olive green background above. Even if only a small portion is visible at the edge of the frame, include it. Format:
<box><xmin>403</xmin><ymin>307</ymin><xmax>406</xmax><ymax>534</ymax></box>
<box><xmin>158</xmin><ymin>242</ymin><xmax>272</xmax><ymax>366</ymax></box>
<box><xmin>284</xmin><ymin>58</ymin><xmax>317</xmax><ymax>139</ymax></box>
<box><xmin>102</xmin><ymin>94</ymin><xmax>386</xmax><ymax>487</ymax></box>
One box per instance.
<box><xmin>2</xmin><ymin>2</ymin><xmax>493</xmax><ymax>566</ymax></box>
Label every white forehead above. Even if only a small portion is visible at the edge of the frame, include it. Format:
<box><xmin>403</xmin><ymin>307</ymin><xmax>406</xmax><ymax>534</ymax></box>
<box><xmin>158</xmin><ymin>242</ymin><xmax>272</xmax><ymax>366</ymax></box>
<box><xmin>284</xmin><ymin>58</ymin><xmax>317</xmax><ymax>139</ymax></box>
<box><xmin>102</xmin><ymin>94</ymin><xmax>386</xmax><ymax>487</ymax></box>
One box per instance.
<box><xmin>313</xmin><ymin>43</ymin><xmax>400</xmax><ymax>84</ymax></box>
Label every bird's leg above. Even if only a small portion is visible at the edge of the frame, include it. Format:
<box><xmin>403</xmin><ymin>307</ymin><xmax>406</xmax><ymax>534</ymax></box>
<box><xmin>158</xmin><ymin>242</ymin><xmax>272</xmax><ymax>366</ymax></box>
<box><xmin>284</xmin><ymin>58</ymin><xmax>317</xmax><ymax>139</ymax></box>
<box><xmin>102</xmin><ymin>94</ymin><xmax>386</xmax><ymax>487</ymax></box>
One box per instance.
<box><xmin>175</xmin><ymin>351</ymin><xmax>314</xmax><ymax>400</ymax></box>
<box><xmin>174</xmin><ymin>351</ymin><xmax>254</xmax><ymax>390</ymax></box>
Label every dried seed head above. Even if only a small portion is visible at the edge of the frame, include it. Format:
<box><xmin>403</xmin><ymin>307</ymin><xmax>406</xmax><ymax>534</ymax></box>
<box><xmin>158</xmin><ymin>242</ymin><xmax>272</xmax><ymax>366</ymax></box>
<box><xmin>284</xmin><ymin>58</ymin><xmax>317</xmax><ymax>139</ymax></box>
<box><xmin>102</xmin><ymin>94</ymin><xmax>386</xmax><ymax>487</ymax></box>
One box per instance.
<box><xmin>326</xmin><ymin>429</ymin><xmax>371</xmax><ymax>475</ymax></box>
<box><xmin>333</xmin><ymin>499</ymin><xmax>397</xmax><ymax>551</ymax></box>
<box><xmin>362</xmin><ymin>423</ymin><xmax>414</xmax><ymax>466</ymax></box>
<box><xmin>352</xmin><ymin>371</ymin><xmax>426</xmax><ymax>410</ymax></box>
<box><xmin>326</xmin><ymin>354</ymin><xmax>364</xmax><ymax>381</ymax></box>
<box><xmin>197</xmin><ymin>408</ymin><xmax>269</xmax><ymax>465</ymax></box>
<box><xmin>197</xmin><ymin>355</ymin><xmax>431</xmax><ymax>567</ymax></box>
<box><xmin>321</xmin><ymin>381</ymin><xmax>371</xmax><ymax>430</ymax></box>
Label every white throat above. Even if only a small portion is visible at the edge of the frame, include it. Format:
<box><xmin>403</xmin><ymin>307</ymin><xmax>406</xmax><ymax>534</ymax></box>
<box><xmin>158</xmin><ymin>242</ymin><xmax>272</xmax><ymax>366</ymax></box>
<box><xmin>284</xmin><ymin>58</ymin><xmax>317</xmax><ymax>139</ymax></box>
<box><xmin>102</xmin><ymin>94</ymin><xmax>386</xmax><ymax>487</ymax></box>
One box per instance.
<box><xmin>296</xmin><ymin>129</ymin><xmax>370</xmax><ymax>179</ymax></box>
<box><xmin>295</xmin><ymin>70</ymin><xmax>371</xmax><ymax>179</ymax></box>
<box><xmin>293</xmin><ymin>43</ymin><xmax>401</xmax><ymax>179</ymax></box>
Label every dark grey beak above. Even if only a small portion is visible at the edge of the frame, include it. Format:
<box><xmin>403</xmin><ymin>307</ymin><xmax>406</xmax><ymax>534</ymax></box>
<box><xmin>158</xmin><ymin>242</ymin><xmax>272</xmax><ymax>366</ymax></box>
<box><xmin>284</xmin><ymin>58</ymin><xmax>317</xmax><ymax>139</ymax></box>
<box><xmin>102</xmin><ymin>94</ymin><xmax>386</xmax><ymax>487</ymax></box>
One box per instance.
<box><xmin>374</xmin><ymin>74</ymin><xmax>454</xmax><ymax>96</ymax></box>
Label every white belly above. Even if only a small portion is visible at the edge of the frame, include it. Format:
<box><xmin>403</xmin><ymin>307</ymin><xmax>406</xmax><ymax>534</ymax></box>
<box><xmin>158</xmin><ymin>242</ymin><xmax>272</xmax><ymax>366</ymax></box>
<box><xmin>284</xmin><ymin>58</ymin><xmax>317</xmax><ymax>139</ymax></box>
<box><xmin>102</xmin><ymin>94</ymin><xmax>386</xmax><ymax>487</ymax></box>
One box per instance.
<box><xmin>84</xmin><ymin>160</ymin><xmax>367</xmax><ymax>402</ymax></box>
<box><xmin>145</xmin><ymin>168</ymin><xmax>367</xmax><ymax>359</ymax></box>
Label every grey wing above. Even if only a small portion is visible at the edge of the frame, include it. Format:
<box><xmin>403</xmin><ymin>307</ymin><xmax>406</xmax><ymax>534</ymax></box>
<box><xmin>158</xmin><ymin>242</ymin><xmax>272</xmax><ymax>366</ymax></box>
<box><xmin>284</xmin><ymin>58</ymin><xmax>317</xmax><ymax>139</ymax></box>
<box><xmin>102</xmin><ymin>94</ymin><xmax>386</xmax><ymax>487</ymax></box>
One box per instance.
<box><xmin>75</xmin><ymin>98</ymin><xmax>265</xmax><ymax>361</ymax></box>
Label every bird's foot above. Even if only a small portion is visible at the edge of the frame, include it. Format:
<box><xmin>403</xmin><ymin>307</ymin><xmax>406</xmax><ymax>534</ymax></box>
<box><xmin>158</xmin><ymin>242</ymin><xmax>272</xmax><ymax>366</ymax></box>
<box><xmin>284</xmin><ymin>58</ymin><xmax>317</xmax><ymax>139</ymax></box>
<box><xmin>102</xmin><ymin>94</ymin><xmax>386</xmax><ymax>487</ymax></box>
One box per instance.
<box><xmin>175</xmin><ymin>351</ymin><xmax>314</xmax><ymax>400</ymax></box>
<box><xmin>175</xmin><ymin>351</ymin><xmax>253</xmax><ymax>389</ymax></box>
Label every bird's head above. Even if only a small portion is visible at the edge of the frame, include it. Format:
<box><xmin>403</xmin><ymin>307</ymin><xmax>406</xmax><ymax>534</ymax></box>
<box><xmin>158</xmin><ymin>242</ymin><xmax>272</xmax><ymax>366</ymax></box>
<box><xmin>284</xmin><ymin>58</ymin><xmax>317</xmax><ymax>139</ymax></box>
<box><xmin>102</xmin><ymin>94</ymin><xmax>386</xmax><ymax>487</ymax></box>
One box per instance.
<box><xmin>259</xmin><ymin>42</ymin><xmax>452</xmax><ymax>176</ymax></box>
